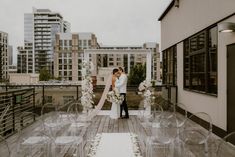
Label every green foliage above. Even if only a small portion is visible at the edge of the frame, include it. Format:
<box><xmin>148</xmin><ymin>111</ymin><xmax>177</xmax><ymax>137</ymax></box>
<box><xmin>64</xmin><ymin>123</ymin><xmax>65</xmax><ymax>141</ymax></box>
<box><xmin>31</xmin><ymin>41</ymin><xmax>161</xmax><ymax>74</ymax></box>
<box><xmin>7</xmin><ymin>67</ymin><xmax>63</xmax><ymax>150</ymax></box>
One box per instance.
<box><xmin>39</xmin><ymin>67</ymin><xmax>51</xmax><ymax>81</ymax></box>
<box><xmin>128</xmin><ymin>64</ymin><xmax>146</xmax><ymax>85</ymax></box>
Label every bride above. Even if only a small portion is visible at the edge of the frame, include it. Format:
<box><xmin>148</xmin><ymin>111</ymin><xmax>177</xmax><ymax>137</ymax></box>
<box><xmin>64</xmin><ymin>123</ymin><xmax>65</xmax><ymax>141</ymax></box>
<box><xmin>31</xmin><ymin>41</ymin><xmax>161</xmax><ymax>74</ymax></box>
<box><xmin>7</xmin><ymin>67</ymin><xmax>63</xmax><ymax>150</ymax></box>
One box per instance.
<box><xmin>109</xmin><ymin>68</ymin><xmax>120</xmax><ymax>119</ymax></box>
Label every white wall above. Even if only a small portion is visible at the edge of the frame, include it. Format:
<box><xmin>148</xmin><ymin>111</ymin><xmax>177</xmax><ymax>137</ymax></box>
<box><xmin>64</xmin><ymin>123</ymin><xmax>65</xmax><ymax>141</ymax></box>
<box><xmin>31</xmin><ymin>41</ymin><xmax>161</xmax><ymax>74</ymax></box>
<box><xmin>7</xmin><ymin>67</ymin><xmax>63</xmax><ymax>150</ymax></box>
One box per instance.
<box><xmin>9</xmin><ymin>74</ymin><xmax>39</xmax><ymax>84</ymax></box>
<box><xmin>161</xmin><ymin>0</ymin><xmax>235</xmax><ymax>50</ymax></box>
<box><xmin>160</xmin><ymin>0</ymin><xmax>235</xmax><ymax>131</ymax></box>
<box><xmin>176</xmin><ymin>15</ymin><xmax>235</xmax><ymax>131</ymax></box>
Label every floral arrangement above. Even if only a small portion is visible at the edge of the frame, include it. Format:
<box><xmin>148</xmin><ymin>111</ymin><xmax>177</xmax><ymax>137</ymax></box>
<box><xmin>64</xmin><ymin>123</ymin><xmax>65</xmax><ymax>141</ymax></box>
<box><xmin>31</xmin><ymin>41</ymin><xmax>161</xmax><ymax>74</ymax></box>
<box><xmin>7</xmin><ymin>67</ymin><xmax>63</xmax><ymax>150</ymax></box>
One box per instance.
<box><xmin>106</xmin><ymin>88</ymin><xmax>124</xmax><ymax>105</ymax></box>
<box><xmin>81</xmin><ymin>60</ymin><xmax>94</xmax><ymax>77</ymax></box>
<box><xmin>87</xmin><ymin>133</ymin><xmax>102</xmax><ymax>157</ymax></box>
<box><xmin>130</xmin><ymin>133</ymin><xmax>143</xmax><ymax>157</ymax></box>
<box><xmin>138</xmin><ymin>80</ymin><xmax>155</xmax><ymax>107</ymax></box>
<box><xmin>138</xmin><ymin>80</ymin><xmax>152</xmax><ymax>92</ymax></box>
<box><xmin>81</xmin><ymin>60</ymin><xmax>95</xmax><ymax>111</ymax></box>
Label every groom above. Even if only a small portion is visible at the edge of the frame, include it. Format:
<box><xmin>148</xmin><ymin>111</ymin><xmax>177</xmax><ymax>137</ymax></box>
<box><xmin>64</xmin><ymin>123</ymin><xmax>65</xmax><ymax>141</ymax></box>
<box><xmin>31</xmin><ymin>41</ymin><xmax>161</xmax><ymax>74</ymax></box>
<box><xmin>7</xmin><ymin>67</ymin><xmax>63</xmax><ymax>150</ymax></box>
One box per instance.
<box><xmin>115</xmin><ymin>67</ymin><xmax>129</xmax><ymax>119</ymax></box>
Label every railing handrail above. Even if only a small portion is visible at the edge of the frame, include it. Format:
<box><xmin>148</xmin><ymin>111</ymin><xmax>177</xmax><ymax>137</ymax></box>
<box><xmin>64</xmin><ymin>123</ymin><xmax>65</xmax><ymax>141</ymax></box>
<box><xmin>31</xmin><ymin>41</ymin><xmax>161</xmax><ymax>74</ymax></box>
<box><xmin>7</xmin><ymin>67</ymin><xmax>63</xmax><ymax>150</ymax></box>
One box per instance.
<box><xmin>0</xmin><ymin>88</ymin><xmax>34</xmax><ymax>95</ymax></box>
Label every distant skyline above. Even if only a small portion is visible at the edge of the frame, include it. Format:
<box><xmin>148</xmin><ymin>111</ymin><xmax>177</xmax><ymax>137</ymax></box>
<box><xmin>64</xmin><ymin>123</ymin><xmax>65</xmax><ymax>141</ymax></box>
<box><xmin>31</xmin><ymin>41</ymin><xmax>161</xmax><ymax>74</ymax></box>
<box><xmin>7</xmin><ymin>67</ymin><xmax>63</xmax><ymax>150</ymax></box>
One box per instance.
<box><xmin>0</xmin><ymin>0</ymin><xmax>171</xmax><ymax>63</ymax></box>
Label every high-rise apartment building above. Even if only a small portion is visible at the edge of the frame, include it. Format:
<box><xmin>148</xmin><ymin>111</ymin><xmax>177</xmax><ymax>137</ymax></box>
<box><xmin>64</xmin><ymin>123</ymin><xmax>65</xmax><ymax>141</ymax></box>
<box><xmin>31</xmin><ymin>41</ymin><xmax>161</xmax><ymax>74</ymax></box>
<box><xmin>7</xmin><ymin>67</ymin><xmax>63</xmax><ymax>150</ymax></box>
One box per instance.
<box><xmin>0</xmin><ymin>31</ymin><xmax>9</xmax><ymax>82</ymax></box>
<box><xmin>143</xmin><ymin>42</ymin><xmax>161</xmax><ymax>81</ymax></box>
<box><xmin>54</xmin><ymin>32</ymin><xmax>99</xmax><ymax>81</ymax></box>
<box><xmin>17</xmin><ymin>42</ymin><xmax>34</xmax><ymax>73</ymax></box>
<box><xmin>24</xmin><ymin>8</ymin><xmax>70</xmax><ymax>74</ymax></box>
<box><xmin>54</xmin><ymin>33</ymin><xmax>80</xmax><ymax>81</ymax></box>
<box><xmin>8</xmin><ymin>45</ymin><xmax>13</xmax><ymax>65</ymax></box>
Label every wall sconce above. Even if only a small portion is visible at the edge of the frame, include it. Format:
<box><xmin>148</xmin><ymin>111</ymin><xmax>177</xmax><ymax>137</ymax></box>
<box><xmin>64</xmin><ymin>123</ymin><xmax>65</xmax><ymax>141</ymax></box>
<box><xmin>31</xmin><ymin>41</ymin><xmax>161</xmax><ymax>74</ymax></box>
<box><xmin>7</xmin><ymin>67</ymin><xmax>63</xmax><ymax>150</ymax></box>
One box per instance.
<box><xmin>174</xmin><ymin>0</ymin><xmax>179</xmax><ymax>8</ymax></box>
<box><xmin>218</xmin><ymin>22</ymin><xmax>235</xmax><ymax>33</ymax></box>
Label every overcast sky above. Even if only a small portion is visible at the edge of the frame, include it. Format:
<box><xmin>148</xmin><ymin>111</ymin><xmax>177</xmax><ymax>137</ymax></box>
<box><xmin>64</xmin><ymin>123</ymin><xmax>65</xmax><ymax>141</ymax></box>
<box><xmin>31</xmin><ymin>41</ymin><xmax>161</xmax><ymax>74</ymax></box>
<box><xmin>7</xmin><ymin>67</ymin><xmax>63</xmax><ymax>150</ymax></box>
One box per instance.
<box><xmin>0</xmin><ymin>0</ymin><xmax>171</xmax><ymax>63</ymax></box>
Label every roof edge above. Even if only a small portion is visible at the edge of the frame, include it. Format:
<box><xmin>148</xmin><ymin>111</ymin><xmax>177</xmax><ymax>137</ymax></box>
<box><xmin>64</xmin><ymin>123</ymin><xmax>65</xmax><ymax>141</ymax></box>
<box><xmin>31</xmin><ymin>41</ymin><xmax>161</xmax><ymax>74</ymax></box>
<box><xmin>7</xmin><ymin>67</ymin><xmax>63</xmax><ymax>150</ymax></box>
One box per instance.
<box><xmin>158</xmin><ymin>0</ymin><xmax>175</xmax><ymax>21</ymax></box>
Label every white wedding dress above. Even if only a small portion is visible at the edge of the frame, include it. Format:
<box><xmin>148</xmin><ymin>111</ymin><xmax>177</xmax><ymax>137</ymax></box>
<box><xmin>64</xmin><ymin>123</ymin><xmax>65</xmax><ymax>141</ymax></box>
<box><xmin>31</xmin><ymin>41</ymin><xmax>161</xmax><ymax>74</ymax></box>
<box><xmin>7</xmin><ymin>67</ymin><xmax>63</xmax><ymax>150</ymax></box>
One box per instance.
<box><xmin>88</xmin><ymin>74</ymin><xmax>120</xmax><ymax>120</ymax></box>
<box><xmin>110</xmin><ymin>102</ymin><xmax>120</xmax><ymax>119</ymax></box>
<box><xmin>110</xmin><ymin>79</ymin><xmax>120</xmax><ymax>119</ymax></box>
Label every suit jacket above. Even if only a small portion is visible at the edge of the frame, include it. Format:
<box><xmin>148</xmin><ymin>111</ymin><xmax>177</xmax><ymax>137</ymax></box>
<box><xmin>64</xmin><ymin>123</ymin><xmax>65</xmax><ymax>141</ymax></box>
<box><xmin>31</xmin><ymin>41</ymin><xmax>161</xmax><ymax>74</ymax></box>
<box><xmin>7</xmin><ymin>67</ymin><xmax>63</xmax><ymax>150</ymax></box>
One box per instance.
<box><xmin>115</xmin><ymin>73</ymin><xmax>127</xmax><ymax>93</ymax></box>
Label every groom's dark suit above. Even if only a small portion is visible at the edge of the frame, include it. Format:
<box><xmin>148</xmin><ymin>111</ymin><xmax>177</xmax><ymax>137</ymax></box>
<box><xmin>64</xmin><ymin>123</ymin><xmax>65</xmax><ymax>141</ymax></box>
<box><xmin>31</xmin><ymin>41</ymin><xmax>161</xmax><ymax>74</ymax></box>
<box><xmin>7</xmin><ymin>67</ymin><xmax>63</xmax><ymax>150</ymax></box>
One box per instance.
<box><xmin>116</xmin><ymin>73</ymin><xmax>129</xmax><ymax>118</ymax></box>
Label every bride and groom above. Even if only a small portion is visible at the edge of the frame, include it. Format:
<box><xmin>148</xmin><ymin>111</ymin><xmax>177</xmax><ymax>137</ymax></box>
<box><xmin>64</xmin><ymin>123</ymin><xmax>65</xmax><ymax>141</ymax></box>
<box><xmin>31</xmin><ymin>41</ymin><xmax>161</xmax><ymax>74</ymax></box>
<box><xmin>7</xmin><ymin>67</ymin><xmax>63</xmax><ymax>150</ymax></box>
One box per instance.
<box><xmin>110</xmin><ymin>67</ymin><xmax>129</xmax><ymax>119</ymax></box>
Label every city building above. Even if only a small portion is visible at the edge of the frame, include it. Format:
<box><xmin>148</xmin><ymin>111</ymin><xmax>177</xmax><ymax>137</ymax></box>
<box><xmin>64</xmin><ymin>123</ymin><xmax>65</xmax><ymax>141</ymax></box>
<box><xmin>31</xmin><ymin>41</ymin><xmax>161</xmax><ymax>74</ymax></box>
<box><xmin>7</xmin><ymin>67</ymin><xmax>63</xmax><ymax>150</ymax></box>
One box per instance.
<box><xmin>9</xmin><ymin>73</ymin><xmax>39</xmax><ymax>84</ymax></box>
<box><xmin>53</xmin><ymin>32</ymin><xmax>99</xmax><ymax>81</ymax></box>
<box><xmin>8</xmin><ymin>65</ymin><xmax>17</xmax><ymax>74</ymax></box>
<box><xmin>17</xmin><ymin>42</ymin><xmax>33</xmax><ymax>73</ymax></box>
<box><xmin>0</xmin><ymin>31</ymin><xmax>9</xmax><ymax>82</ymax></box>
<box><xmin>159</xmin><ymin>0</ymin><xmax>235</xmax><ymax>136</ymax></box>
<box><xmin>8</xmin><ymin>45</ymin><xmax>13</xmax><ymax>65</ymax></box>
<box><xmin>54</xmin><ymin>33</ymin><xmax>80</xmax><ymax>81</ymax></box>
<box><xmin>24</xmin><ymin>8</ymin><xmax>70</xmax><ymax>74</ymax></box>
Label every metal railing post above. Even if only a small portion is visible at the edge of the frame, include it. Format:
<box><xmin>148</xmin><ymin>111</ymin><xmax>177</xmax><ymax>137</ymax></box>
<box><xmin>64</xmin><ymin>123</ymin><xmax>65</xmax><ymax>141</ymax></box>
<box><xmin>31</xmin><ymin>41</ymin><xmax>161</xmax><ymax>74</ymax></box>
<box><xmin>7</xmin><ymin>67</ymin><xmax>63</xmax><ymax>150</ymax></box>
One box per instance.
<box><xmin>76</xmin><ymin>85</ymin><xmax>79</xmax><ymax>100</ymax></box>
<box><xmin>33</xmin><ymin>88</ymin><xmax>36</xmax><ymax>121</ymax></box>
<box><xmin>42</xmin><ymin>85</ymin><xmax>45</xmax><ymax>107</ymax></box>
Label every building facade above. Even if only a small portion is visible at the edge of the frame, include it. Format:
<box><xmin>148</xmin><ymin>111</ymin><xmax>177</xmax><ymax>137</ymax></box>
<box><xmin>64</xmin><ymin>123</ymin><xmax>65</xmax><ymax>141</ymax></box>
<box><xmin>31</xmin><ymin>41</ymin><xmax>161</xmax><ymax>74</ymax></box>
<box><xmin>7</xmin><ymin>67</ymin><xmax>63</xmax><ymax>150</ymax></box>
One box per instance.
<box><xmin>8</xmin><ymin>45</ymin><xmax>13</xmax><ymax>66</ymax></box>
<box><xmin>159</xmin><ymin>0</ymin><xmax>235</xmax><ymax>136</ymax></box>
<box><xmin>54</xmin><ymin>33</ymin><xmax>80</xmax><ymax>81</ymax></box>
<box><xmin>17</xmin><ymin>42</ymin><xmax>34</xmax><ymax>73</ymax></box>
<box><xmin>0</xmin><ymin>31</ymin><xmax>8</xmax><ymax>82</ymax></box>
<box><xmin>54</xmin><ymin>32</ymin><xmax>99</xmax><ymax>81</ymax></box>
<box><xmin>24</xmin><ymin>8</ymin><xmax>70</xmax><ymax>74</ymax></box>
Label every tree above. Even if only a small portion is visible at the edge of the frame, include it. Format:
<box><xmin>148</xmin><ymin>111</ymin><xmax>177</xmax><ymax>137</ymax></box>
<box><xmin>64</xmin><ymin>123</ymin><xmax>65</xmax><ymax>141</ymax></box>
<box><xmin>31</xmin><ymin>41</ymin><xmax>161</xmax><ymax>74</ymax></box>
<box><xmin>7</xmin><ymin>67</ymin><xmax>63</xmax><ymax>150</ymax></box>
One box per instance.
<box><xmin>128</xmin><ymin>64</ymin><xmax>146</xmax><ymax>85</ymax></box>
<box><xmin>39</xmin><ymin>67</ymin><xmax>51</xmax><ymax>81</ymax></box>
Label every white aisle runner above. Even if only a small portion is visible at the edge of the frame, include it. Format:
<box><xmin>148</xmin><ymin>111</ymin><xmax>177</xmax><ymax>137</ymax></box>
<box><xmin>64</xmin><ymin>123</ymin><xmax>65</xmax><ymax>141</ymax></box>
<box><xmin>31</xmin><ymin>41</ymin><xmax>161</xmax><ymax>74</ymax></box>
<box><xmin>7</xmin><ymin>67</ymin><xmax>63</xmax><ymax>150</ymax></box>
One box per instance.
<box><xmin>95</xmin><ymin>133</ymin><xmax>139</xmax><ymax>157</ymax></box>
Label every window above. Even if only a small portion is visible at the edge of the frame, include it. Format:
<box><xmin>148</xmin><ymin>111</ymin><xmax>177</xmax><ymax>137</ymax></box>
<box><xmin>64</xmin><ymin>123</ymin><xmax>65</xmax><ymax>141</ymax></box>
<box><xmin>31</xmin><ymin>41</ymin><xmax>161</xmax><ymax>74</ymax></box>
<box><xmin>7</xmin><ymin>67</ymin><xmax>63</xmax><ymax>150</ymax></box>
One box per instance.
<box><xmin>184</xmin><ymin>26</ymin><xmax>217</xmax><ymax>95</ymax></box>
<box><xmin>88</xmin><ymin>40</ymin><xmax>91</xmax><ymax>46</ymax></box>
<box><xmin>59</xmin><ymin>65</ymin><xmax>62</xmax><ymax>70</ymax></box>
<box><xmin>163</xmin><ymin>45</ymin><xmax>177</xmax><ymax>85</ymax></box>
<box><xmin>64</xmin><ymin>40</ymin><xmax>67</xmax><ymax>47</ymax></box>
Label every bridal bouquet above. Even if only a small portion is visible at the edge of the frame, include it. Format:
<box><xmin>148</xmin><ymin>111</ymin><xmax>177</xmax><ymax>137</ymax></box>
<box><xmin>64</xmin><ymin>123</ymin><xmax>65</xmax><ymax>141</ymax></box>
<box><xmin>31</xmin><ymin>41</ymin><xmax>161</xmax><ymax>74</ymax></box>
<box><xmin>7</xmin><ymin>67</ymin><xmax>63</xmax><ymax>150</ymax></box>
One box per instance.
<box><xmin>106</xmin><ymin>88</ymin><xmax>124</xmax><ymax>105</ymax></box>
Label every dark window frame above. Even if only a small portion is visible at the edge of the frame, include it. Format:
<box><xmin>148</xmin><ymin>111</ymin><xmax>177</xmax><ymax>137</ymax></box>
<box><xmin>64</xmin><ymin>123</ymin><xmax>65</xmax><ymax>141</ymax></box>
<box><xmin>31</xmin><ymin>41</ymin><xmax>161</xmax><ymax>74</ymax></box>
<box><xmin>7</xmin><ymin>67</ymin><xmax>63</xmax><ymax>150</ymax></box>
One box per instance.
<box><xmin>183</xmin><ymin>26</ymin><xmax>218</xmax><ymax>96</ymax></box>
<box><xmin>162</xmin><ymin>45</ymin><xmax>177</xmax><ymax>86</ymax></box>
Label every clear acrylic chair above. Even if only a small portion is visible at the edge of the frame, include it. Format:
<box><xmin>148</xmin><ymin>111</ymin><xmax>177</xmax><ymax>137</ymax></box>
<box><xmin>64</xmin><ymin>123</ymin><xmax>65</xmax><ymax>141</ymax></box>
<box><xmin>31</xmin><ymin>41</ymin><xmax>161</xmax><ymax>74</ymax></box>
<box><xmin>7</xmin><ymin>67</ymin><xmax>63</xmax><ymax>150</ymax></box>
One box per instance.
<box><xmin>16</xmin><ymin>130</ymin><xmax>53</xmax><ymax>157</ymax></box>
<box><xmin>181</xmin><ymin>112</ymin><xmax>213</xmax><ymax>156</ymax></box>
<box><xmin>0</xmin><ymin>136</ymin><xmax>11</xmax><ymax>157</ymax></box>
<box><xmin>13</xmin><ymin>112</ymin><xmax>52</xmax><ymax>157</ymax></box>
<box><xmin>174</xmin><ymin>103</ymin><xmax>188</xmax><ymax>138</ymax></box>
<box><xmin>146</xmin><ymin>113</ymin><xmax>178</xmax><ymax>157</ymax></box>
<box><xmin>41</xmin><ymin>105</ymin><xmax>67</xmax><ymax>138</ymax></box>
<box><xmin>51</xmin><ymin>100</ymin><xmax>89</xmax><ymax>157</ymax></box>
<box><xmin>52</xmin><ymin>115</ymin><xmax>86</xmax><ymax>157</ymax></box>
<box><xmin>174</xmin><ymin>128</ymin><xmax>208</xmax><ymax>157</ymax></box>
<box><xmin>216</xmin><ymin>132</ymin><xmax>235</xmax><ymax>157</ymax></box>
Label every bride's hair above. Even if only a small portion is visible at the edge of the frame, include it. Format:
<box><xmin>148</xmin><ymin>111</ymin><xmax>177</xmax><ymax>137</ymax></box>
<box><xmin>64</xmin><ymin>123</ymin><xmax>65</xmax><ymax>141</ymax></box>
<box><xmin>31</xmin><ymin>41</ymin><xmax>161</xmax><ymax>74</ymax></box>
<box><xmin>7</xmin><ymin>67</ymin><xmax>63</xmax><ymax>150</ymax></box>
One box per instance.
<box><xmin>113</xmin><ymin>68</ymin><xmax>119</xmax><ymax>74</ymax></box>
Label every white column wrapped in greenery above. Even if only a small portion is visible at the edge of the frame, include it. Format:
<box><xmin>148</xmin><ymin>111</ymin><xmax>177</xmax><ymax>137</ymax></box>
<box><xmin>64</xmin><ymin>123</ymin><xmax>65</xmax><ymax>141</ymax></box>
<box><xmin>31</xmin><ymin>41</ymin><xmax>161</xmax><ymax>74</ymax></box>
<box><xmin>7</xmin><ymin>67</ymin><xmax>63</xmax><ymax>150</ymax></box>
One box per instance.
<box><xmin>138</xmin><ymin>80</ymin><xmax>155</xmax><ymax>116</ymax></box>
<box><xmin>81</xmin><ymin>60</ymin><xmax>95</xmax><ymax>113</ymax></box>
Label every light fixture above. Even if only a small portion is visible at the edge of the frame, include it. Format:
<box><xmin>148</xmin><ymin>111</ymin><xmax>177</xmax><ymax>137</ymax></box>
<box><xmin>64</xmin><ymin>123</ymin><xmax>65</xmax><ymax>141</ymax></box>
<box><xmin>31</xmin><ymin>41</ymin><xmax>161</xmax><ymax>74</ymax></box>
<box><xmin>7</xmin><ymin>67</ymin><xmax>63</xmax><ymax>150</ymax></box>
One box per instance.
<box><xmin>174</xmin><ymin>0</ymin><xmax>179</xmax><ymax>8</ymax></box>
<box><xmin>218</xmin><ymin>22</ymin><xmax>235</xmax><ymax>33</ymax></box>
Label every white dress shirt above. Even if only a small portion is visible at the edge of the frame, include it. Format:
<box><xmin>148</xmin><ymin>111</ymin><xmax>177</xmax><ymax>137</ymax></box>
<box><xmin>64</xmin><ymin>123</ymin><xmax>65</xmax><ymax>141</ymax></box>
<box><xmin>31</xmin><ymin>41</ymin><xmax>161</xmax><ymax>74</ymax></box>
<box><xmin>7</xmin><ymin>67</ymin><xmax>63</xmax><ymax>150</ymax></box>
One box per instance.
<box><xmin>115</xmin><ymin>73</ymin><xmax>127</xmax><ymax>93</ymax></box>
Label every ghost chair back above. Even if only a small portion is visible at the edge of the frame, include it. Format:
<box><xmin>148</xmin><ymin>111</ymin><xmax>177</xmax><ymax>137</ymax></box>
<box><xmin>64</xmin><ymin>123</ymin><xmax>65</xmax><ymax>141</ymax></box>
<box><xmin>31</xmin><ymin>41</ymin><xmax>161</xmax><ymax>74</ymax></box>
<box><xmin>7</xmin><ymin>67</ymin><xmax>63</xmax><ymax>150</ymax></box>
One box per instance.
<box><xmin>216</xmin><ymin>131</ymin><xmax>235</xmax><ymax>157</ymax></box>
